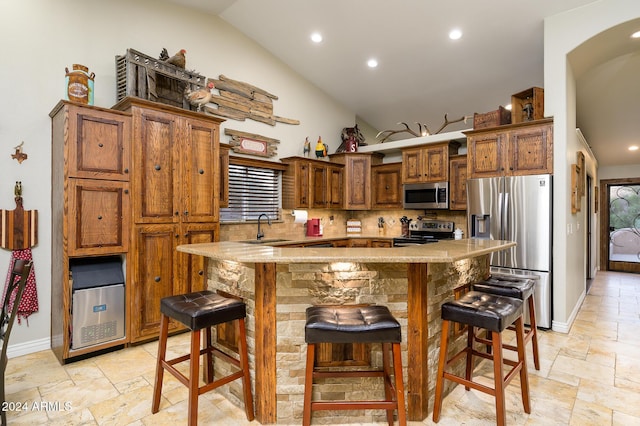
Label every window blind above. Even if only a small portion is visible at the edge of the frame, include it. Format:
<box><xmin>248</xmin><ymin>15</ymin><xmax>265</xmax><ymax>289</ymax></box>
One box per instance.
<box><xmin>220</xmin><ymin>163</ymin><xmax>281</xmax><ymax>222</ymax></box>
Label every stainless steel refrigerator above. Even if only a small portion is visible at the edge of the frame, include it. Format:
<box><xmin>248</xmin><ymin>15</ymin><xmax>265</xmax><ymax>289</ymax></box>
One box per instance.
<box><xmin>467</xmin><ymin>174</ymin><xmax>552</xmax><ymax>328</ymax></box>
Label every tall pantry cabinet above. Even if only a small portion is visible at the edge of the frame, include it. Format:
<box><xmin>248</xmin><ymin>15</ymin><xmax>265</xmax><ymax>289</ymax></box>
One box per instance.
<box><xmin>51</xmin><ymin>98</ymin><xmax>223</xmax><ymax>363</ymax></box>
<box><xmin>113</xmin><ymin>98</ymin><xmax>223</xmax><ymax>343</ymax></box>
<box><xmin>50</xmin><ymin>101</ymin><xmax>132</xmax><ymax>363</ymax></box>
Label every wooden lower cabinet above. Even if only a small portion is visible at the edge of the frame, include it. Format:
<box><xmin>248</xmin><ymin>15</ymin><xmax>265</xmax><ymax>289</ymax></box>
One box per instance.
<box><xmin>130</xmin><ymin>223</ymin><xmax>218</xmax><ymax>343</ymax></box>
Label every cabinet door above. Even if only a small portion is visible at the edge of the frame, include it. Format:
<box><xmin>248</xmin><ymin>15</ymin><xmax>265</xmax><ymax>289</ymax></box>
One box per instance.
<box><xmin>182</xmin><ymin>117</ymin><xmax>219</xmax><ymax>222</ymax></box>
<box><xmin>425</xmin><ymin>145</ymin><xmax>448</xmax><ymax>181</ymax></box>
<box><xmin>67</xmin><ymin>105</ymin><xmax>131</xmax><ymax>181</ymax></box>
<box><xmin>449</xmin><ymin>157</ymin><xmax>468</xmax><ymax>210</ymax></box>
<box><xmin>134</xmin><ymin>110</ymin><xmax>179</xmax><ymax>223</ymax></box>
<box><xmin>131</xmin><ymin>224</ymin><xmax>180</xmax><ymax>342</ymax></box>
<box><xmin>372</xmin><ymin>163</ymin><xmax>402</xmax><ymax>209</ymax></box>
<box><xmin>402</xmin><ymin>148</ymin><xmax>423</xmax><ymax>183</ymax></box>
<box><xmin>219</xmin><ymin>145</ymin><xmax>230</xmax><ymax>208</ymax></box>
<box><xmin>327</xmin><ymin>165</ymin><xmax>344</xmax><ymax>209</ymax></box>
<box><xmin>180</xmin><ymin>223</ymin><xmax>219</xmax><ymax>293</ymax></box>
<box><xmin>348</xmin><ymin>239</ymin><xmax>370</xmax><ymax>248</ymax></box>
<box><xmin>68</xmin><ymin>179</ymin><xmax>130</xmax><ymax>256</ymax></box>
<box><xmin>467</xmin><ymin>132</ymin><xmax>508</xmax><ymax>178</ymax></box>
<box><xmin>371</xmin><ymin>240</ymin><xmax>392</xmax><ymax>248</ymax></box>
<box><xmin>509</xmin><ymin>123</ymin><xmax>553</xmax><ymax>175</ymax></box>
<box><xmin>343</xmin><ymin>156</ymin><xmax>370</xmax><ymax>209</ymax></box>
<box><xmin>310</xmin><ymin>164</ymin><xmax>327</xmax><ymax>208</ymax></box>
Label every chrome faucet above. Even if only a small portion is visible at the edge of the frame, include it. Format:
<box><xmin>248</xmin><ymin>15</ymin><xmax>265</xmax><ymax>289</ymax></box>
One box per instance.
<box><xmin>257</xmin><ymin>214</ymin><xmax>271</xmax><ymax>240</ymax></box>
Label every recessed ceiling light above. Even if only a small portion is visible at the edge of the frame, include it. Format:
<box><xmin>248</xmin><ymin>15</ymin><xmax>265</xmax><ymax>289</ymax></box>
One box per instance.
<box><xmin>629</xmin><ymin>145</ymin><xmax>639</xmax><ymax>151</ymax></box>
<box><xmin>449</xmin><ymin>29</ymin><xmax>462</xmax><ymax>40</ymax></box>
<box><xmin>367</xmin><ymin>58</ymin><xmax>378</xmax><ymax>68</ymax></box>
<box><xmin>631</xmin><ymin>31</ymin><xmax>640</xmax><ymax>39</ymax></box>
<box><xmin>310</xmin><ymin>32</ymin><xmax>323</xmax><ymax>43</ymax></box>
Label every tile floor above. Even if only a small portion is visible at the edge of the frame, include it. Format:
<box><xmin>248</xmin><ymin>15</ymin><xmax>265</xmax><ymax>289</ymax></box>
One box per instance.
<box><xmin>5</xmin><ymin>270</ymin><xmax>640</xmax><ymax>425</ymax></box>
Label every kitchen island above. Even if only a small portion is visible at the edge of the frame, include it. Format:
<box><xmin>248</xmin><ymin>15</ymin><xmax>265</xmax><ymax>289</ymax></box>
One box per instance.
<box><xmin>177</xmin><ymin>239</ymin><xmax>515</xmax><ymax>424</ymax></box>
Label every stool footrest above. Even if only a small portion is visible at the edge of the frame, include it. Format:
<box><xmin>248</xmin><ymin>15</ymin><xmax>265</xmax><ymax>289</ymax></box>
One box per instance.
<box><xmin>310</xmin><ymin>400</ymin><xmax>399</xmax><ymax>411</ymax></box>
<box><xmin>313</xmin><ymin>369</ymin><xmax>386</xmax><ymax>379</ymax></box>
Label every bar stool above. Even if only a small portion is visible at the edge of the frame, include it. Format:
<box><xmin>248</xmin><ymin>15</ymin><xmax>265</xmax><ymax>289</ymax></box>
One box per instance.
<box><xmin>473</xmin><ymin>274</ymin><xmax>540</xmax><ymax>370</ymax></box>
<box><xmin>152</xmin><ymin>290</ymin><xmax>254</xmax><ymax>426</ymax></box>
<box><xmin>302</xmin><ymin>305</ymin><xmax>406</xmax><ymax>426</ymax></box>
<box><xmin>433</xmin><ymin>291</ymin><xmax>530</xmax><ymax>426</ymax></box>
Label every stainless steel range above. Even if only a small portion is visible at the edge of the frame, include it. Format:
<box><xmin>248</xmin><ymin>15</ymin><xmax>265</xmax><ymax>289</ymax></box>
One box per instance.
<box><xmin>392</xmin><ymin>220</ymin><xmax>455</xmax><ymax>246</ymax></box>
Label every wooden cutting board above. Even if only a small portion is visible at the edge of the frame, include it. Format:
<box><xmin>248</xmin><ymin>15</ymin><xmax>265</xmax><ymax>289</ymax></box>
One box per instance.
<box><xmin>1</xmin><ymin>197</ymin><xmax>37</xmax><ymax>250</ymax></box>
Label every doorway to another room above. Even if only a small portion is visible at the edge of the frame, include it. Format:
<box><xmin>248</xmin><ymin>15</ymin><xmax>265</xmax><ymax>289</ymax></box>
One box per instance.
<box><xmin>600</xmin><ymin>178</ymin><xmax>640</xmax><ymax>274</ymax></box>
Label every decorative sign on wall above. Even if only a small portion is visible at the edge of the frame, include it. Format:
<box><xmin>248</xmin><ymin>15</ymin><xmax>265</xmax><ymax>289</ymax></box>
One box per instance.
<box><xmin>225</xmin><ymin>128</ymin><xmax>279</xmax><ymax>158</ymax></box>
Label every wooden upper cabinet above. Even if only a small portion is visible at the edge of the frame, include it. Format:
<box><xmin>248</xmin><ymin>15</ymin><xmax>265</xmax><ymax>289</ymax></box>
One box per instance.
<box><xmin>372</xmin><ymin>162</ymin><xmax>402</xmax><ymax>209</ymax></box>
<box><xmin>330</xmin><ymin>153</ymin><xmax>383</xmax><ymax>210</ymax></box>
<box><xmin>182</xmin><ymin>117</ymin><xmax>219</xmax><ymax>223</ymax></box>
<box><xmin>401</xmin><ymin>142</ymin><xmax>459</xmax><ymax>183</ymax></box>
<box><xmin>466</xmin><ymin>119</ymin><xmax>553</xmax><ymax>178</ymax></box>
<box><xmin>282</xmin><ymin>157</ymin><xmax>343</xmax><ymax>209</ymax></box>
<box><xmin>449</xmin><ymin>156</ymin><xmax>467</xmax><ymax>211</ymax></box>
<box><xmin>219</xmin><ymin>144</ymin><xmax>230</xmax><ymax>208</ymax></box>
<box><xmin>52</xmin><ymin>101</ymin><xmax>131</xmax><ymax>181</ymax></box>
<box><xmin>113</xmin><ymin>98</ymin><xmax>222</xmax><ymax>224</ymax></box>
<box><xmin>67</xmin><ymin>179</ymin><xmax>130</xmax><ymax>256</ymax></box>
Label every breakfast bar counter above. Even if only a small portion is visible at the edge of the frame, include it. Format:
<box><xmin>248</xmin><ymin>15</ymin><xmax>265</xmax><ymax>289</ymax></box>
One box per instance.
<box><xmin>177</xmin><ymin>239</ymin><xmax>515</xmax><ymax>424</ymax></box>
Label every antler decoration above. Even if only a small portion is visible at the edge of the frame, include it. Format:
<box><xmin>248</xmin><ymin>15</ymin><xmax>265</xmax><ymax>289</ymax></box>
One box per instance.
<box><xmin>376</xmin><ymin>114</ymin><xmax>472</xmax><ymax>143</ymax></box>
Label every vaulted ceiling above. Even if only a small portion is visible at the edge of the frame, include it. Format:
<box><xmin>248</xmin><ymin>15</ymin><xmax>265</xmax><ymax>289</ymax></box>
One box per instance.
<box><xmin>167</xmin><ymin>0</ymin><xmax>640</xmax><ymax>167</ymax></box>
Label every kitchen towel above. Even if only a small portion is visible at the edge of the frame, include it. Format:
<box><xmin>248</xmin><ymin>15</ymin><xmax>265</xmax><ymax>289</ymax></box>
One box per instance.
<box><xmin>3</xmin><ymin>248</ymin><xmax>38</xmax><ymax>324</ymax></box>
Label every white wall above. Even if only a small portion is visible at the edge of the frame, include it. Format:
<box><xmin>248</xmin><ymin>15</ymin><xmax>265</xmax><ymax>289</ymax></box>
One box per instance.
<box><xmin>0</xmin><ymin>0</ymin><xmax>355</xmax><ymax>355</ymax></box>
<box><xmin>544</xmin><ymin>0</ymin><xmax>640</xmax><ymax>332</ymax></box>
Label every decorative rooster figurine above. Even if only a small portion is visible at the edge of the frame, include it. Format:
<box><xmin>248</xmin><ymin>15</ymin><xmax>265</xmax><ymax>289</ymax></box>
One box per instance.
<box><xmin>184</xmin><ymin>82</ymin><xmax>215</xmax><ymax>112</ymax></box>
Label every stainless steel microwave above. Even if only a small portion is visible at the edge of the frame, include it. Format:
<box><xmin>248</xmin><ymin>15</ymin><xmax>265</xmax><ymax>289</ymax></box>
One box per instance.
<box><xmin>403</xmin><ymin>182</ymin><xmax>449</xmax><ymax>209</ymax></box>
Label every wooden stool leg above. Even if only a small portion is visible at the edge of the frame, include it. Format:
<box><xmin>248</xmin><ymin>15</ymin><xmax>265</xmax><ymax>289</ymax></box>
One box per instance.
<box><xmin>515</xmin><ymin>316</ymin><xmax>531</xmax><ymax>413</ymax></box>
<box><xmin>382</xmin><ymin>343</ymin><xmax>394</xmax><ymax>425</ymax></box>
<box><xmin>204</xmin><ymin>326</ymin><xmax>214</xmax><ymax>383</ymax></box>
<box><xmin>188</xmin><ymin>330</ymin><xmax>201</xmax><ymax>426</ymax></box>
<box><xmin>302</xmin><ymin>343</ymin><xmax>315</xmax><ymax>426</ymax></box>
<box><xmin>432</xmin><ymin>319</ymin><xmax>450</xmax><ymax>423</ymax></box>
<box><xmin>152</xmin><ymin>313</ymin><xmax>169</xmax><ymax>413</ymax></box>
<box><xmin>465</xmin><ymin>325</ymin><xmax>474</xmax><ymax>391</ymax></box>
<box><xmin>491</xmin><ymin>330</ymin><xmax>505</xmax><ymax>426</ymax></box>
<box><xmin>392</xmin><ymin>342</ymin><xmax>407</xmax><ymax>426</ymax></box>
<box><xmin>237</xmin><ymin>318</ymin><xmax>255</xmax><ymax>421</ymax></box>
<box><xmin>527</xmin><ymin>296</ymin><xmax>540</xmax><ymax>370</ymax></box>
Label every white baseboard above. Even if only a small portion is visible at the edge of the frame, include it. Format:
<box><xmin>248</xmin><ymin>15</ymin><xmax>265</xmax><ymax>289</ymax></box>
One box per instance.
<box><xmin>7</xmin><ymin>337</ymin><xmax>50</xmax><ymax>359</ymax></box>
<box><xmin>551</xmin><ymin>289</ymin><xmax>587</xmax><ymax>333</ymax></box>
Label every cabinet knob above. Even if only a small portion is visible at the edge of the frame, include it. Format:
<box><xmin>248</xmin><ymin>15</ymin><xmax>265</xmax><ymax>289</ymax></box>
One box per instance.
<box><xmin>184</xmin><ymin>233</ymin><xmax>188</xmax><ymax>238</ymax></box>
<box><xmin>97</xmin><ymin>215</ymin><xmax>102</xmax><ymax>220</ymax></box>
<box><xmin>124</xmin><ymin>168</ymin><xmax>129</xmax><ymax>174</ymax></box>
<box><xmin>175</xmin><ymin>211</ymin><xmax>179</xmax><ymax>216</ymax></box>
<box><xmin>184</xmin><ymin>211</ymin><xmax>189</xmax><ymax>216</ymax></box>
<box><xmin>198</xmin><ymin>169</ymin><xmax>204</xmax><ymax>175</ymax></box>
<box><xmin>154</xmin><ymin>276</ymin><xmax>161</xmax><ymax>282</ymax></box>
<box><xmin>124</xmin><ymin>189</ymin><xmax>129</xmax><ymax>194</ymax></box>
<box><xmin>155</xmin><ymin>165</ymin><xmax>161</xmax><ymax>171</ymax></box>
<box><xmin>509</xmin><ymin>167</ymin><xmax>513</xmax><ymax>171</ymax></box>
<box><xmin>98</xmin><ymin>143</ymin><xmax>104</xmax><ymax>148</ymax></box>
<box><xmin>385</xmin><ymin>185</ymin><xmax>390</xmax><ymax>190</ymax></box>
<box><xmin>198</xmin><ymin>270</ymin><xmax>204</xmax><ymax>276</ymax></box>
<box><xmin>175</xmin><ymin>233</ymin><xmax>179</xmax><ymax>238</ymax></box>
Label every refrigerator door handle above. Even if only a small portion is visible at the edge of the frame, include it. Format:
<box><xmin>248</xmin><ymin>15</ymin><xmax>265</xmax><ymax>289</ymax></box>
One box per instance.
<box><xmin>498</xmin><ymin>192</ymin><xmax>504</xmax><ymax>240</ymax></box>
<box><xmin>503</xmin><ymin>192</ymin><xmax>509</xmax><ymax>240</ymax></box>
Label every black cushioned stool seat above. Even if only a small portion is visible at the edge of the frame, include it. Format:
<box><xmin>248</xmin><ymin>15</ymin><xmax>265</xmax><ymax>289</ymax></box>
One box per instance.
<box><xmin>473</xmin><ymin>274</ymin><xmax>540</xmax><ymax>370</ymax></box>
<box><xmin>303</xmin><ymin>305</ymin><xmax>406</xmax><ymax>426</ymax></box>
<box><xmin>433</xmin><ymin>291</ymin><xmax>530</xmax><ymax>426</ymax></box>
<box><xmin>152</xmin><ymin>290</ymin><xmax>254</xmax><ymax>426</ymax></box>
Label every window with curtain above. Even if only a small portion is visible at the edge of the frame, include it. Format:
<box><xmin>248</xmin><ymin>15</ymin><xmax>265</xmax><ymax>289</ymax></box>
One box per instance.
<box><xmin>220</xmin><ymin>163</ymin><xmax>282</xmax><ymax>222</ymax></box>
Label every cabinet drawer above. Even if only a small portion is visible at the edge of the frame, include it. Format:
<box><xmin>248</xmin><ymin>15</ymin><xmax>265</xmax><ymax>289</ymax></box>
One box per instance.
<box><xmin>68</xmin><ymin>179</ymin><xmax>130</xmax><ymax>256</ymax></box>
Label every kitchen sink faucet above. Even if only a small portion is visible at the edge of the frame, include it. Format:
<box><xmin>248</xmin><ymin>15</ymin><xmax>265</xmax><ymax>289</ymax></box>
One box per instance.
<box><xmin>257</xmin><ymin>214</ymin><xmax>271</xmax><ymax>240</ymax></box>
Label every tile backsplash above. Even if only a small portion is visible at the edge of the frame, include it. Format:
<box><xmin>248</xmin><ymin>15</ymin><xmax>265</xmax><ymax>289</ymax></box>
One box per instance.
<box><xmin>219</xmin><ymin>209</ymin><xmax>468</xmax><ymax>241</ymax></box>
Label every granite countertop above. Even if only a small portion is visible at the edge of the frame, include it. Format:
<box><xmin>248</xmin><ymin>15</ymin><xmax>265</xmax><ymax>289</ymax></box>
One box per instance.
<box><xmin>177</xmin><ymin>239</ymin><xmax>515</xmax><ymax>264</ymax></box>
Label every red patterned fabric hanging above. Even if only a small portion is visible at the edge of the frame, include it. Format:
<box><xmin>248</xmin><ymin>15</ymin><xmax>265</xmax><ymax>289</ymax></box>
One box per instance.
<box><xmin>3</xmin><ymin>248</ymin><xmax>38</xmax><ymax>324</ymax></box>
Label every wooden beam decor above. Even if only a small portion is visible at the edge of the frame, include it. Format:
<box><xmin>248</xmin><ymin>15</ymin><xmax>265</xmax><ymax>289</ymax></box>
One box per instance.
<box><xmin>225</xmin><ymin>128</ymin><xmax>279</xmax><ymax>158</ymax></box>
<box><xmin>205</xmin><ymin>75</ymin><xmax>300</xmax><ymax>126</ymax></box>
